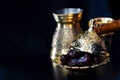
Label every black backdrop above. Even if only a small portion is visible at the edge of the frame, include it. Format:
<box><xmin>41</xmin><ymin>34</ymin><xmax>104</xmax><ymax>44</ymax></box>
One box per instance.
<box><xmin>0</xmin><ymin>0</ymin><xmax>120</xmax><ymax>58</ymax></box>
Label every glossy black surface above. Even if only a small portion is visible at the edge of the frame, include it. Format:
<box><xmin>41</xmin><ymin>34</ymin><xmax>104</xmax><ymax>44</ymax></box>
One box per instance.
<box><xmin>0</xmin><ymin>50</ymin><xmax>119</xmax><ymax>80</ymax></box>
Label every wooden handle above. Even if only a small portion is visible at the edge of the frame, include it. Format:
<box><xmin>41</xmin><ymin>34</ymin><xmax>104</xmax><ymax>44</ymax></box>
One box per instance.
<box><xmin>95</xmin><ymin>19</ymin><xmax>120</xmax><ymax>34</ymax></box>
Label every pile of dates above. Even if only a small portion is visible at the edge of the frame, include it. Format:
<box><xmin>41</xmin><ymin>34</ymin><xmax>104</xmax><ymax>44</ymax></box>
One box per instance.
<box><xmin>60</xmin><ymin>43</ymin><xmax>105</xmax><ymax>67</ymax></box>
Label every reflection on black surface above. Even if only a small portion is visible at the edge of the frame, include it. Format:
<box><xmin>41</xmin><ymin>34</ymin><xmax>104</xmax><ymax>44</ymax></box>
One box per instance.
<box><xmin>66</xmin><ymin>69</ymin><xmax>97</xmax><ymax>80</ymax></box>
<box><xmin>51</xmin><ymin>59</ymin><xmax>117</xmax><ymax>80</ymax></box>
<box><xmin>0</xmin><ymin>52</ymin><xmax>120</xmax><ymax>80</ymax></box>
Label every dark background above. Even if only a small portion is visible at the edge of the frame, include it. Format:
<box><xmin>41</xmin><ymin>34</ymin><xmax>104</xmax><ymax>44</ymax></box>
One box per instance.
<box><xmin>0</xmin><ymin>0</ymin><xmax>120</xmax><ymax>58</ymax></box>
<box><xmin>0</xmin><ymin>0</ymin><xmax>120</xmax><ymax>80</ymax></box>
